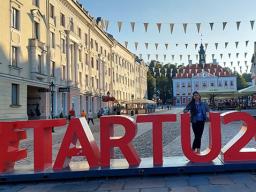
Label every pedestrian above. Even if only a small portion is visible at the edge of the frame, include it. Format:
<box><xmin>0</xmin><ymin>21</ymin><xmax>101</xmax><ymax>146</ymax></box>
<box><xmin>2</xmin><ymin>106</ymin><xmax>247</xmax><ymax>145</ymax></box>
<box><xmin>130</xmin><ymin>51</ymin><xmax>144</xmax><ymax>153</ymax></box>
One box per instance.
<box><xmin>87</xmin><ymin>110</ymin><xmax>94</xmax><ymax>125</ymax></box>
<box><xmin>68</xmin><ymin>107</ymin><xmax>75</xmax><ymax>121</ymax></box>
<box><xmin>81</xmin><ymin>110</ymin><xmax>86</xmax><ymax>119</ymax></box>
<box><xmin>183</xmin><ymin>91</ymin><xmax>209</xmax><ymax>154</ymax></box>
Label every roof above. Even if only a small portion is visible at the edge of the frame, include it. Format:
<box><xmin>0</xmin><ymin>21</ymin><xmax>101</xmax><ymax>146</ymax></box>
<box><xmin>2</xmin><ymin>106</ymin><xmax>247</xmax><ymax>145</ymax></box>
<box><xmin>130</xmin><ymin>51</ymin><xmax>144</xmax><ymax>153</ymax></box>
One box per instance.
<box><xmin>173</xmin><ymin>63</ymin><xmax>233</xmax><ymax>79</ymax></box>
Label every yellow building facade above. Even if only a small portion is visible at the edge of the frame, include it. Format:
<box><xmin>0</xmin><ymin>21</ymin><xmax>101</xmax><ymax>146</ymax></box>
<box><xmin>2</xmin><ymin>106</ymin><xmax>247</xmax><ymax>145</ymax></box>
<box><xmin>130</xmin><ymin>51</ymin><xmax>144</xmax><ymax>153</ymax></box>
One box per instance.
<box><xmin>0</xmin><ymin>0</ymin><xmax>148</xmax><ymax>120</ymax></box>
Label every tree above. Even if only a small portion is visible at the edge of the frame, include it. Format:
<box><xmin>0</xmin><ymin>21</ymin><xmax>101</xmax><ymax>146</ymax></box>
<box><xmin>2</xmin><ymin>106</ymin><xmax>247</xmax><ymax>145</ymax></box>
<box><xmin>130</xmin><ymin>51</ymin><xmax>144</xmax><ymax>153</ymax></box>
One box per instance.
<box><xmin>236</xmin><ymin>72</ymin><xmax>248</xmax><ymax>90</ymax></box>
<box><xmin>242</xmin><ymin>73</ymin><xmax>252</xmax><ymax>83</ymax></box>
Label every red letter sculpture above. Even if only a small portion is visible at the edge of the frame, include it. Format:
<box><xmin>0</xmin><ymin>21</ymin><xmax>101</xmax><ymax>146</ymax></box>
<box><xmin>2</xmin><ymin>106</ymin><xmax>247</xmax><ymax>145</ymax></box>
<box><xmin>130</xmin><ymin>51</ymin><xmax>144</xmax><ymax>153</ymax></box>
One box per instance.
<box><xmin>0</xmin><ymin>122</ymin><xmax>27</xmax><ymax>172</ymax></box>
<box><xmin>100</xmin><ymin>115</ymin><xmax>141</xmax><ymax>167</ymax></box>
<box><xmin>181</xmin><ymin>112</ymin><xmax>221</xmax><ymax>163</ymax></box>
<box><xmin>221</xmin><ymin>111</ymin><xmax>256</xmax><ymax>162</ymax></box>
<box><xmin>53</xmin><ymin>118</ymin><xmax>100</xmax><ymax>170</ymax></box>
<box><xmin>137</xmin><ymin>114</ymin><xmax>177</xmax><ymax>166</ymax></box>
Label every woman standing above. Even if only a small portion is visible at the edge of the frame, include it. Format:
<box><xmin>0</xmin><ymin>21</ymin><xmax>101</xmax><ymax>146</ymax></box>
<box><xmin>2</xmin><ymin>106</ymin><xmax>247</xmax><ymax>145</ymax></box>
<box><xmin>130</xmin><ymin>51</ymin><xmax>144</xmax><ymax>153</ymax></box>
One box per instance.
<box><xmin>184</xmin><ymin>91</ymin><xmax>209</xmax><ymax>153</ymax></box>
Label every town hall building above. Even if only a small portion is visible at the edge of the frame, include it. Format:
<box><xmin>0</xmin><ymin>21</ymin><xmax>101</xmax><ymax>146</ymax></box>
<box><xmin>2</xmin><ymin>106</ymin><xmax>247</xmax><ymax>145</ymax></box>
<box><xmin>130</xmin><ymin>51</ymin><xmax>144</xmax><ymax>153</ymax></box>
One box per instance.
<box><xmin>173</xmin><ymin>44</ymin><xmax>237</xmax><ymax>106</ymax></box>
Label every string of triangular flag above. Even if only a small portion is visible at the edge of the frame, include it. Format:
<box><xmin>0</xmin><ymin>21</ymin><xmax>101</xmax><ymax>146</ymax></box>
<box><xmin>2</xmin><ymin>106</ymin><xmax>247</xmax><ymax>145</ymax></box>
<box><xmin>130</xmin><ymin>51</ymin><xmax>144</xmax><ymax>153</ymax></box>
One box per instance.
<box><xmin>125</xmin><ymin>40</ymin><xmax>251</xmax><ymax>50</ymax></box>
<box><xmin>102</xmin><ymin>19</ymin><xmax>256</xmax><ymax>33</ymax></box>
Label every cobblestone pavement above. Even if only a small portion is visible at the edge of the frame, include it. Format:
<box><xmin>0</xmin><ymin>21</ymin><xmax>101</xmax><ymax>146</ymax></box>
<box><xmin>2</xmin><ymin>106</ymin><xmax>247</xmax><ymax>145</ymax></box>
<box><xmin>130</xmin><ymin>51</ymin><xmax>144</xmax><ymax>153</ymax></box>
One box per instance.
<box><xmin>4</xmin><ymin>108</ymin><xmax>256</xmax><ymax>191</ymax></box>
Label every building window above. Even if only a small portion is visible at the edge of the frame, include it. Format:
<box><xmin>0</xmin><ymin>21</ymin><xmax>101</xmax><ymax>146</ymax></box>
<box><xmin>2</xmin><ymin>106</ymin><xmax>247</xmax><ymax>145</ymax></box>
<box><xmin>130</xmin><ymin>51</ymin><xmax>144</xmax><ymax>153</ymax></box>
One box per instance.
<box><xmin>50</xmin><ymin>61</ymin><xmax>55</xmax><ymax>77</ymax></box>
<box><xmin>85</xmin><ymin>75</ymin><xmax>88</xmax><ymax>86</ymax></box>
<box><xmin>90</xmin><ymin>38</ymin><xmax>93</xmax><ymax>49</ymax></box>
<box><xmin>78</xmin><ymin>27</ymin><xmax>81</xmax><ymax>38</ymax></box>
<box><xmin>91</xmin><ymin>77</ymin><xmax>94</xmax><ymax>88</ymax></box>
<box><xmin>202</xmin><ymin>82</ymin><xmax>207</xmax><ymax>87</ymax></box>
<box><xmin>11</xmin><ymin>46</ymin><xmax>18</xmax><ymax>67</ymax></box>
<box><xmin>33</xmin><ymin>0</ymin><xmax>40</xmax><ymax>7</ymax></box>
<box><xmin>211</xmin><ymin>82</ymin><xmax>214</xmax><ymax>87</ymax></box>
<box><xmin>95</xmin><ymin>41</ymin><xmax>98</xmax><ymax>52</ymax></box>
<box><xmin>85</xmin><ymin>33</ymin><xmax>88</xmax><ymax>46</ymax></box>
<box><xmin>61</xmin><ymin>38</ymin><xmax>65</xmax><ymax>53</ymax></box>
<box><xmin>79</xmin><ymin>49</ymin><xmax>82</xmax><ymax>62</ymax></box>
<box><xmin>70</xmin><ymin>18</ymin><xmax>74</xmax><ymax>32</ymax></box>
<box><xmin>96</xmin><ymin>79</ymin><xmax>99</xmax><ymax>89</ymax></box>
<box><xmin>85</xmin><ymin>53</ymin><xmax>88</xmax><ymax>65</ymax></box>
<box><xmin>224</xmin><ymin>81</ymin><xmax>228</xmax><ymax>86</ymax></box>
<box><xmin>38</xmin><ymin>54</ymin><xmax>42</xmax><ymax>73</ymax></box>
<box><xmin>230</xmin><ymin>81</ymin><xmax>234</xmax><ymax>86</ymax></box>
<box><xmin>50</xmin><ymin>4</ymin><xmax>55</xmax><ymax>19</ymax></box>
<box><xmin>91</xmin><ymin>57</ymin><xmax>94</xmax><ymax>68</ymax></box>
<box><xmin>50</xmin><ymin>32</ymin><xmax>55</xmax><ymax>48</ymax></box>
<box><xmin>79</xmin><ymin>72</ymin><xmax>82</xmax><ymax>85</ymax></box>
<box><xmin>62</xmin><ymin>65</ymin><xmax>66</xmax><ymax>80</ymax></box>
<box><xmin>96</xmin><ymin>59</ymin><xmax>99</xmax><ymax>70</ymax></box>
<box><xmin>60</xmin><ymin>13</ymin><xmax>65</xmax><ymax>27</ymax></box>
<box><xmin>34</xmin><ymin>21</ymin><xmax>40</xmax><ymax>40</ymax></box>
<box><xmin>11</xmin><ymin>84</ymin><xmax>19</xmax><ymax>105</ymax></box>
<box><xmin>11</xmin><ymin>7</ymin><xmax>20</xmax><ymax>30</ymax></box>
<box><xmin>218</xmin><ymin>81</ymin><xmax>222</xmax><ymax>87</ymax></box>
<box><xmin>176</xmin><ymin>83</ymin><xmax>180</xmax><ymax>88</ymax></box>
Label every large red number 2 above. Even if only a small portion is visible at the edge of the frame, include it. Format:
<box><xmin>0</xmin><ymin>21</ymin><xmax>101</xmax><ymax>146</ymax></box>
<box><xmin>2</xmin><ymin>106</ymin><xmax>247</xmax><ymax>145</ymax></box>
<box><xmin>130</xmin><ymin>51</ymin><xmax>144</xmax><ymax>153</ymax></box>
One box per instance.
<box><xmin>222</xmin><ymin>112</ymin><xmax>256</xmax><ymax>162</ymax></box>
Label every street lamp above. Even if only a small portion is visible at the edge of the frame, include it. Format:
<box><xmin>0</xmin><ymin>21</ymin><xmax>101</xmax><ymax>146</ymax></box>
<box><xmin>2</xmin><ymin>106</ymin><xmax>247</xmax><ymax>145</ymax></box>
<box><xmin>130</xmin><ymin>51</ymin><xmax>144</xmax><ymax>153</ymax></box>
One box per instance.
<box><xmin>49</xmin><ymin>81</ymin><xmax>55</xmax><ymax>132</ymax></box>
<box><xmin>131</xmin><ymin>94</ymin><xmax>134</xmax><ymax>116</ymax></box>
<box><xmin>107</xmin><ymin>91</ymin><xmax>110</xmax><ymax>114</ymax></box>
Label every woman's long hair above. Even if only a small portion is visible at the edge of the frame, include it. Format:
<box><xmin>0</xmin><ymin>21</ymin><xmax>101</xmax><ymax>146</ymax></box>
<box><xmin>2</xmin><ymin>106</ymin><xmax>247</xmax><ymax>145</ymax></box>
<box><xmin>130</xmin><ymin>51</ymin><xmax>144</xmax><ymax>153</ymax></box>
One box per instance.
<box><xmin>188</xmin><ymin>91</ymin><xmax>201</xmax><ymax>116</ymax></box>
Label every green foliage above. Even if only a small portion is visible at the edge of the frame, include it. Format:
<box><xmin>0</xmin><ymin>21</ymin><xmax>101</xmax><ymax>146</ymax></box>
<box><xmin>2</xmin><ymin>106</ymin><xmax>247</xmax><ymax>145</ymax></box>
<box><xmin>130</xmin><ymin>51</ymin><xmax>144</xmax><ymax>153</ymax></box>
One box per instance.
<box><xmin>242</xmin><ymin>73</ymin><xmax>252</xmax><ymax>83</ymax></box>
<box><xmin>235</xmin><ymin>72</ymin><xmax>248</xmax><ymax>90</ymax></box>
<box><xmin>147</xmin><ymin>60</ymin><xmax>178</xmax><ymax>103</ymax></box>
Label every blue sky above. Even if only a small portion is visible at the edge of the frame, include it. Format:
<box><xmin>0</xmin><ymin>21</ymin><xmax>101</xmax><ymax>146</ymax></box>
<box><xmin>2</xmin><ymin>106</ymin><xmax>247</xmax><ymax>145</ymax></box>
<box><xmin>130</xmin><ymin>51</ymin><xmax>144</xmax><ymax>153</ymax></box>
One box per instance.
<box><xmin>81</xmin><ymin>0</ymin><xmax>256</xmax><ymax>73</ymax></box>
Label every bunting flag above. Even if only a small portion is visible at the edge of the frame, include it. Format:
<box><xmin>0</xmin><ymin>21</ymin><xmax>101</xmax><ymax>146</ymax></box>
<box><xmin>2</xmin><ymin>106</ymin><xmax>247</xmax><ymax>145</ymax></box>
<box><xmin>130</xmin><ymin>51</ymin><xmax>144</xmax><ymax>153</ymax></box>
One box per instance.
<box><xmin>225</xmin><ymin>42</ymin><xmax>228</xmax><ymax>48</ymax></box>
<box><xmin>245</xmin><ymin>52</ymin><xmax>247</xmax><ymax>58</ymax></box>
<box><xmin>231</xmin><ymin>61</ymin><xmax>233</xmax><ymax>66</ymax></box>
<box><xmin>209</xmin><ymin>22</ymin><xmax>214</xmax><ymax>31</ymax></box>
<box><xmin>164</xmin><ymin>54</ymin><xmax>166</xmax><ymax>61</ymax></box>
<box><xmin>144</xmin><ymin>23</ymin><xmax>149</xmax><ymax>32</ymax></box>
<box><xmin>212</xmin><ymin>54</ymin><xmax>215</xmax><ymax>59</ymax></box>
<box><xmin>224</xmin><ymin>62</ymin><xmax>226</xmax><ymax>66</ymax></box>
<box><xmin>156</xmin><ymin>54</ymin><xmax>158</xmax><ymax>60</ymax></box>
<box><xmin>183</xmin><ymin>23</ymin><xmax>188</xmax><ymax>34</ymax></box>
<box><xmin>180</xmin><ymin>55</ymin><xmax>183</xmax><ymax>61</ymax></box>
<box><xmin>245</xmin><ymin>40</ymin><xmax>249</xmax><ymax>47</ymax></box>
<box><xmin>155</xmin><ymin>43</ymin><xmax>159</xmax><ymax>50</ymax></box>
<box><xmin>223</xmin><ymin>22</ymin><xmax>227</xmax><ymax>30</ymax></box>
<box><xmin>185</xmin><ymin>44</ymin><xmax>188</xmax><ymax>49</ymax></box>
<box><xmin>250</xmin><ymin>20</ymin><xmax>255</xmax><ymax>30</ymax></box>
<box><xmin>176</xmin><ymin>44</ymin><xmax>179</xmax><ymax>47</ymax></box>
<box><xmin>195</xmin><ymin>44</ymin><xmax>198</xmax><ymax>50</ymax></box>
<box><xmin>188</xmin><ymin>55</ymin><xmax>191</xmax><ymax>60</ymax></box>
<box><xmin>196</xmin><ymin>23</ymin><xmax>201</xmax><ymax>33</ymax></box>
<box><xmin>172</xmin><ymin>55</ymin><xmax>175</xmax><ymax>61</ymax></box>
<box><xmin>124</xmin><ymin>41</ymin><xmax>128</xmax><ymax>48</ymax></box>
<box><xmin>245</xmin><ymin>61</ymin><xmax>248</xmax><ymax>65</ymax></box>
<box><xmin>145</xmin><ymin>43</ymin><xmax>149</xmax><ymax>49</ymax></box>
<box><xmin>135</xmin><ymin>42</ymin><xmax>138</xmax><ymax>50</ymax></box>
<box><xmin>147</xmin><ymin>54</ymin><xmax>150</xmax><ymax>60</ymax></box>
<box><xmin>235</xmin><ymin>41</ymin><xmax>239</xmax><ymax>48</ymax></box>
<box><xmin>205</xmin><ymin>43</ymin><xmax>208</xmax><ymax>49</ymax></box>
<box><xmin>228</xmin><ymin>53</ymin><xmax>231</xmax><ymax>59</ymax></box>
<box><xmin>215</xmin><ymin>43</ymin><xmax>218</xmax><ymax>50</ymax></box>
<box><xmin>196</xmin><ymin>54</ymin><xmax>199</xmax><ymax>60</ymax></box>
<box><xmin>157</xmin><ymin>23</ymin><xmax>162</xmax><ymax>33</ymax></box>
<box><xmin>117</xmin><ymin>21</ymin><xmax>123</xmax><ymax>32</ymax></box>
<box><xmin>170</xmin><ymin>23</ymin><xmax>175</xmax><ymax>34</ymax></box>
<box><xmin>236</xmin><ymin>21</ymin><xmax>241</xmax><ymax>30</ymax></box>
<box><xmin>237</xmin><ymin>61</ymin><xmax>240</xmax><ymax>66</ymax></box>
<box><xmin>105</xmin><ymin>20</ymin><xmax>109</xmax><ymax>31</ymax></box>
<box><xmin>220</xmin><ymin>53</ymin><xmax>223</xmax><ymax>59</ymax></box>
<box><xmin>165</xmin><ymin>43</ymin><xmax>168</xmax><ymax>50</ymax></box>
<box><xmin>130</xmin><ymin>22</ymin><xmax>135</xmax><ymax>32</ymax></box>
<box><xmin>236</xmin><ymin>53</ymin><xmax>239</xmax><ymax>58</ymax></box>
